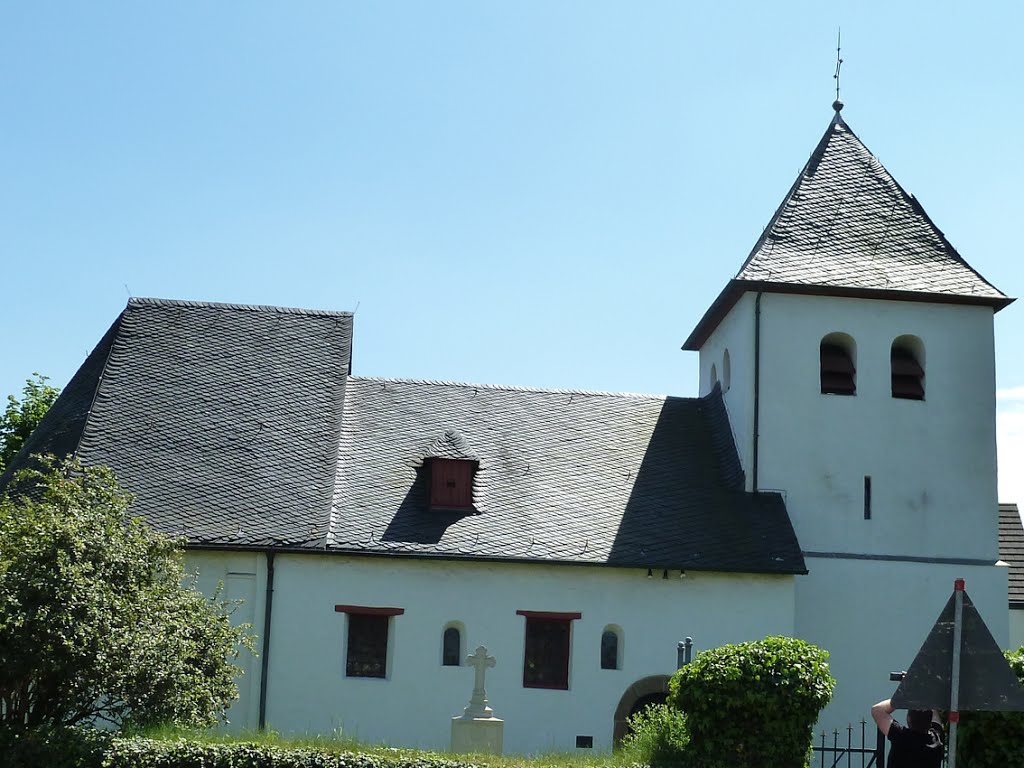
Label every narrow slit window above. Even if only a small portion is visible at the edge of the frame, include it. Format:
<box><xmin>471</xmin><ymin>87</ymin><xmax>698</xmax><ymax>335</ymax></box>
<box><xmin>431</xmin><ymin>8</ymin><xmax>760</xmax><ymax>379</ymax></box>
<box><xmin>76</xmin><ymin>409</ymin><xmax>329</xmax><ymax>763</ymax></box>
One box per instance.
<box><xmin>820</xmin><ymin>334</ymin><xmax>856</xmax><ymax>395</ymax></box>
<box><xmin>443</xmin><ymin>626</ymin><xmax>461</xmax><ymax>666</ymax></box>
<box><xmin>891</xmin><ymin>337</ymin><xmax>925</xmax><ymax>400</ymax></box>
<box><xmin>601</xmin><ymin>628</ymin><xmax>620</xmax><ymax>670</ymax></box>
<box><xmin>864</xmin><ymin>476</ymin><xmax>872</xmax><ymax>520</ymax></box>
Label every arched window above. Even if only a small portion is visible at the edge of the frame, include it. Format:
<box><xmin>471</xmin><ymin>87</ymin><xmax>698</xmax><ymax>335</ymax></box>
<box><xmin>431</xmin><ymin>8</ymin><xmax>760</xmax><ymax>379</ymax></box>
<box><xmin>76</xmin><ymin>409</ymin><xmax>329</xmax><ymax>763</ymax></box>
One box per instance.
<box><xmin>442</xmin><ymin>624</ymin><xmax>462</xmax><ymax>666</ymax></box>
<box><xmin>722</xmin><ymin>349</ymin><xmax>731</xmax><ymax>393</ymax></box>
<box><xmin>601</xmin><ymin>626</ymin><xmax>622</xmax><ymax>670</ymax></box>
<box><xmin>709</xmin><ymin>363</ymin><xmax>718</xmax><ymax>391</ymax></box>
<box><xmin>891</xmin><ymin>336</ymin><xmax>925</xmax><ymax>400</ymax></box>
<box><xmin>820</xmin><ymin>333</ymin><xmax>856</xmax><ymax>395</ymax></box>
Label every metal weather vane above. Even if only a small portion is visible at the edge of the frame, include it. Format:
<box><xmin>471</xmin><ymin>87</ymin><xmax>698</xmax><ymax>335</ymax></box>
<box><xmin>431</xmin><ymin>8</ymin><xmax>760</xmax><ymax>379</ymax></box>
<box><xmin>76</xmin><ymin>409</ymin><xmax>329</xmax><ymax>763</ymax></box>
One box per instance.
<box><xmin>833</xmin><ymin>29</ymin><xmax>844</xmax><ymax>110</ymax></box>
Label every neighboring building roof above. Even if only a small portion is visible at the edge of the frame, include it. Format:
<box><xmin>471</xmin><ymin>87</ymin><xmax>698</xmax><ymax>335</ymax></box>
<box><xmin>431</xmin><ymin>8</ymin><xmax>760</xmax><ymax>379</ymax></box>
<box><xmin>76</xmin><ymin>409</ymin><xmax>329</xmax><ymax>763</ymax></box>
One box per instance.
<box><xmin>684</xmin><ymin>108</ymin><xmax>1012</xmax><ymax>350</ymax></box>
<box><xmin>330</xmin><ymin>377</ymin><xmax>804</xmax><ymax>573</ymax></box>
<box><xmin>999</xmin><ymin>503</ymin><xmax>1024</xmax><ymax>608</ymax></box>
<box><xmin>1</xmin><ymin>298</ymin><xmax>806</xmax><ymax>576</ymax></box>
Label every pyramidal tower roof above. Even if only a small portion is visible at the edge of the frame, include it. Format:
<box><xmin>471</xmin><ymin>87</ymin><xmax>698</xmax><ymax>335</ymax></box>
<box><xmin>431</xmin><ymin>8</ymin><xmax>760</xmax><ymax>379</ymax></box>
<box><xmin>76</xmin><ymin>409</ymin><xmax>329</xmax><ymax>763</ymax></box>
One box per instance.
<box><xmin>684</xmin><ymin>105</ymin><xmax>1012</xmax><ymax>349</ymax></box>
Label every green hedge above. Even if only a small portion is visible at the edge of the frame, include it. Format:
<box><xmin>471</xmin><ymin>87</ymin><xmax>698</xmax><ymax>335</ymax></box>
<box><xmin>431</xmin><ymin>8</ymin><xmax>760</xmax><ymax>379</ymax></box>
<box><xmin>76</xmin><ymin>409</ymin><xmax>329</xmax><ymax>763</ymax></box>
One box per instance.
<box><xmin>668</xmin><ymin>635</ymin><xmax>835</xmax><ymax>768</ymax></box>
<box><xmin>102</xmin><ymin>739</ymin><xmax>487</xmax><ymax>768</ymax></box>
<box><xmin>100</xmin><ymin>741</ymin><xmax>487</xmax><ymax>768</ymax></box>
<box><xmin>956</xmin><ymin>646</ymin><xmax>1024</xmax><ymax>768</ymax></box>
<box><xmin>0</xmin><ymin>728</ymin><xmax>490</xmax><ymax>768</ymax></box>
<box><xmin>0</xmin><ymin>725</ymin><xmax>112</xmax><ymax>768</ymax></box>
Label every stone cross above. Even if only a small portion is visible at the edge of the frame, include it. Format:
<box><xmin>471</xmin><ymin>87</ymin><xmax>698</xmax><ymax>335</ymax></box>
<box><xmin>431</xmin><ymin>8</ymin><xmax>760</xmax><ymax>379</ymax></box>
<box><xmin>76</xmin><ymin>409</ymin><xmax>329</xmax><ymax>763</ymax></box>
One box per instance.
<box><xmin>464</xmin><ymin>645</ymin><xmax>497</xmax><ymax>717</ymax></box>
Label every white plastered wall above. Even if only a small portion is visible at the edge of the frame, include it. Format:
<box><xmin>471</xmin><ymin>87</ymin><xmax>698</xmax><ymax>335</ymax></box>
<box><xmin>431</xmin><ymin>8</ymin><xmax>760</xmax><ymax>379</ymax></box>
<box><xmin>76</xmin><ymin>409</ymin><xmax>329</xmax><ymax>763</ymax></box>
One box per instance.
<box><xmin>696</xmin><ymin>290</ymin><xmax>1009</xmax><ymax>730</ymax></box>
<box><xmin>797</xmin><ymin>556</ymin><xmax>1008</xmax><ymax>730</ymax></box>
<box><xmin>756</xmin><ymin>293</ymin><xmax>998</xmax><ymax>561</ymax></box>
<box><xmin>188</xmin><ymin>550</ymin><xmax>796</xmax><ymax>754</ymax></box>
<box><xmin>698</xmin><ymin>292</ymin><xmax>757</xmax><ymax>491</ymax></box>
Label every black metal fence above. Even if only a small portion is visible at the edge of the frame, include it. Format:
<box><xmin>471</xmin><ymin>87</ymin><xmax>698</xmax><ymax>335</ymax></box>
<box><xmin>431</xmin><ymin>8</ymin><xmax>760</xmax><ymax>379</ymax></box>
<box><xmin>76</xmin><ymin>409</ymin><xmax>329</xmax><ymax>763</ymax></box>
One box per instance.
<box><xmin>812</xmin><ymin>720</ymin><xmax>884</xmax><ymax>768</ymax></box>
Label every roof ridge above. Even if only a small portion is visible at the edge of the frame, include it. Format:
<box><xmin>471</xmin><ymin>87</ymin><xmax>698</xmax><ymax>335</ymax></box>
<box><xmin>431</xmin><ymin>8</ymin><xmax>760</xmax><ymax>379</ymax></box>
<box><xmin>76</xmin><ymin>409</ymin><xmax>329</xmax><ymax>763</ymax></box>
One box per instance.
<box><xmin>901</xmin><ymin>190</ymin><xmax>1007</xmax><ymax>298</ymax></box>
<box><xmin>348</xmin><ymin>375</ymin><xmax>689</xmax><ymax>401</ymax></box>
<box><xmin>127</xmin><ymin>297</ymin><xmax>353</xmax><ymax>318</ymax></box>
<box><xmin>732</xmin><ymin>114</ymin><xmax>842</xmax><ymax>280</ymax></box>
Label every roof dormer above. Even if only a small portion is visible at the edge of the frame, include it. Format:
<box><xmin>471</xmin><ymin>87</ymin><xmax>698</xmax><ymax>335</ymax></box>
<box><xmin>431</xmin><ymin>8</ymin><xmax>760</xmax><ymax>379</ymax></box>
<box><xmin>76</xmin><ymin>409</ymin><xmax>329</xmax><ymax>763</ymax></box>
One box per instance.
<box><xmin>422</xmin><ymin>429</ymin><xmax>479</xmax><ymax>513</ymax></box>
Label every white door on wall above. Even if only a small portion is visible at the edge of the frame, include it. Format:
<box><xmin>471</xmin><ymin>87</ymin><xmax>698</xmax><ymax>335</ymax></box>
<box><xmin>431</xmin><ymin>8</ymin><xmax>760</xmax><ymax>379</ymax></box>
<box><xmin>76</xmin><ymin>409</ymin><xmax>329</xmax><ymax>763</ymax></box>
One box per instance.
<box><xmin>226</xmin><ymin>572</ymin><xmax>257</xmax><ymax>731</ymax></box>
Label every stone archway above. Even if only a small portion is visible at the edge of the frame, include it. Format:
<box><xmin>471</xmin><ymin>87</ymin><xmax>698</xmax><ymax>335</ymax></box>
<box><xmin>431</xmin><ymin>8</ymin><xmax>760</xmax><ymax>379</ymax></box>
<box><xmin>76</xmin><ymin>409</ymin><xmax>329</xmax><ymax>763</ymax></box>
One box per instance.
<box><xmin>612</xmin><ymin>674</ymin><xmax>672</xmax><ymax>746</ymax></box>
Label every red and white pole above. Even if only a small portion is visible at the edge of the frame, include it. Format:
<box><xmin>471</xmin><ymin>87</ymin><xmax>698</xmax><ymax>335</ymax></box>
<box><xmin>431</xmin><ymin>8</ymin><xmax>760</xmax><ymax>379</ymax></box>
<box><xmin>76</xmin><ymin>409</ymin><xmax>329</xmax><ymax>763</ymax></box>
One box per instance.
<box><xmin>948</xmin><ymin>578</ymin><xmax>965</xmax><ymax>768</ymax></box>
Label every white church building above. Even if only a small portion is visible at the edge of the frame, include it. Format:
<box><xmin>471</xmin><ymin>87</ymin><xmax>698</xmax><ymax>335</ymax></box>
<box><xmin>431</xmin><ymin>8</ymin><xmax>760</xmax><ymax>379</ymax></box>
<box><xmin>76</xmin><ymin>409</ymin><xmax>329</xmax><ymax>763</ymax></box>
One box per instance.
<box><xmin>2</xmin><ymin>103</ymin><xmax>1014</xmax><ymax>753</ymax></box>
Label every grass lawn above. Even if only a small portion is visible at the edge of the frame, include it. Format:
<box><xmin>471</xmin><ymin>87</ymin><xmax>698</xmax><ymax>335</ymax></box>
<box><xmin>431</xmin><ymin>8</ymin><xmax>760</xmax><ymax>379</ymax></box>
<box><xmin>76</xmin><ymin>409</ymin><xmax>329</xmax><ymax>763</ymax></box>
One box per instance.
<box><xmin>134</xmin><ymin>725</ymin><xmax>641</xmax><ymax>768</ymax></box>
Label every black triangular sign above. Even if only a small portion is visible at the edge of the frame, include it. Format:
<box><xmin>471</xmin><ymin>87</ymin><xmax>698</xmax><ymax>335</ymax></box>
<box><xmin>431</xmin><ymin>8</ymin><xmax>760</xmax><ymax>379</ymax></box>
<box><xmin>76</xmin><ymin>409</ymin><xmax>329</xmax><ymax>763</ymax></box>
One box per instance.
<box><xmin>892</xmin><ymin>589</ymin><xmax>1024</xmax><ymax>711</ymax></box>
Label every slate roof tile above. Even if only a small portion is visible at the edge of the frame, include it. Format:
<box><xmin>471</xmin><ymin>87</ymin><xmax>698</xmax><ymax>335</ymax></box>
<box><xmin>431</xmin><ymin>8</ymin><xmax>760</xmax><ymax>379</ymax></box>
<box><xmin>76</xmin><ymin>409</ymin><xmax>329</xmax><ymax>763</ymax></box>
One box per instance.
<box><xmin>328</xmin><ymin>378</ymin><xmax>804</xmax><ymax>573</ymax></box>
<box><xmin>738</xmin><ymin>112</ymin><xmax>1006</xmax><ymax>299</ymax></box>
<box><xmin>44</xmin><ymin>298</ymin><xmax>352</xmax><ymax>546</ymax></box>
<box><xmin>684</xmin><ymin>110</ymin><xmax>1012</xmax><ymax>350</ymax></box>
<box><xmin>2</xmin><ymin>299</ymin><xmax>804</xmax><ymax>576</ymax></box>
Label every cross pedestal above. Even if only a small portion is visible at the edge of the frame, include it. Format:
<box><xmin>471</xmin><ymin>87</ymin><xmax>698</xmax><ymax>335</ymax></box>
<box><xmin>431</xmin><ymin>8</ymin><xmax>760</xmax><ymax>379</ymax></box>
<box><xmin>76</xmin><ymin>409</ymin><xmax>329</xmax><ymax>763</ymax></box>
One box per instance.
<box><xmin>451</xmin><ymin>645</ymin><xmax>503</xmax><ymax>755</ymax></box>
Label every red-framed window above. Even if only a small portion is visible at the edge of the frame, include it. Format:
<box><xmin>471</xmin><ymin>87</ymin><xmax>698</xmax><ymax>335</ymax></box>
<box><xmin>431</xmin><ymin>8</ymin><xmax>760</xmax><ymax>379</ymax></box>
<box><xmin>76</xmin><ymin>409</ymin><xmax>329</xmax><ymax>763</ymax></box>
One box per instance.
<box><xmin>335</xmin><ymin>605</ymin><xmax>404</xmax><ymax>678</ymax></box>
<box><xmin>429</xmin><ymin>458</ymin><xmax>477</xmax><ymax>511</ymax></box>
<box><xmin>516</xmin><ymin>610</ymin><xmax>581</xmax><ymax>690</ymax></box>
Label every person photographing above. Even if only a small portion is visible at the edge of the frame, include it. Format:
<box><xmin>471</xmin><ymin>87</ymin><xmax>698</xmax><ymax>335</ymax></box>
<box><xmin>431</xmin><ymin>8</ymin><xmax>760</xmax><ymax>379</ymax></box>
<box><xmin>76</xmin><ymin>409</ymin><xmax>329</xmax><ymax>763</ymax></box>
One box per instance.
<box><xmin>871</xmin><ymin>696</ymin><xmax>944</xmax><ymax>768</ymax></box>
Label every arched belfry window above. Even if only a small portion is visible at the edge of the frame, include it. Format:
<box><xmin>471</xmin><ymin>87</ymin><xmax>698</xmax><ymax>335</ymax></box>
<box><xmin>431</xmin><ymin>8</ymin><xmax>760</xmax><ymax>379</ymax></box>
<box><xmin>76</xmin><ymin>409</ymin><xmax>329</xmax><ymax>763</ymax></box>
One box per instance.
<box><xmin>722</xmin><ymin>349</ymin><xmax>731</xmax><ymax>393</ymax></box>
<box><xmin>601</xmin><ymin>626</ymin><xmax>622</xmax><ymax>670</ymax></box>
<box><xmin>709</xmin><ymin>363</ymin><xmax>718</xmax><ymax>391</ymax></box>
<box><xmin>442</xmin><ymin>623</ymin><xmax>463</xmax><ymax>666</ymax></box>
<box><xmin>891</xmin><ymin>336</ymin><xmax>925</xmax><ymax>400</ymax></box>
<box><xmin>820</xmin><ymin>333</ymin><xmax>856</xmax><ymax>395</ymax></box>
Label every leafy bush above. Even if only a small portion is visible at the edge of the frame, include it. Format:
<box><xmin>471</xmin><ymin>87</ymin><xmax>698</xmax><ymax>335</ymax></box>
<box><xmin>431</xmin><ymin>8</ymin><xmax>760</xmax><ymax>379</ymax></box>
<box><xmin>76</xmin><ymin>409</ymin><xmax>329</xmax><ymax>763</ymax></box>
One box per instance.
<box><xmin>668</xmin><ymin>635</ymin><xmax>835</xmax><ymax>768</ymax></box>
<box><xmin>0</xmin><ymin>457</ymin><xmax>254</xmax><ymax>729</ymax></box>
<box><xmin>618</xmin><ymin>703</ymin><xmax>689</xmax><ymax>767</ymax></box>
<box><xmin>956</xmin><ymin>646</ymin><xmax>1024</xmax><ymax>768</ymax></box>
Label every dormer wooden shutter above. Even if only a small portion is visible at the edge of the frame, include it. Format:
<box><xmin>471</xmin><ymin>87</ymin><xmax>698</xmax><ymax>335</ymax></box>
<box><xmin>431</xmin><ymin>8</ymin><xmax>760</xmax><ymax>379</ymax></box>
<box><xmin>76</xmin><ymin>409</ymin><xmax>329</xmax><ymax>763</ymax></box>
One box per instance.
<box><xmin>429</xmin><ymin>458</ymin><xmax>476</xmax><ymax>511</ymax></box>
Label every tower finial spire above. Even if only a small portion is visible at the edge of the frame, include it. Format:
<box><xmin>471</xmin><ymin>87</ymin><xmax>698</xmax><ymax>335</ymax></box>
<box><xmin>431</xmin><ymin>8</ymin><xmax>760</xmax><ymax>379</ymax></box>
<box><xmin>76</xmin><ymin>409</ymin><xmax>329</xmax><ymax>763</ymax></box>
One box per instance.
<box><xmin>832</xmin><ymin>28</ymin><xmax>844</xmax><ymax>112</ymax></box>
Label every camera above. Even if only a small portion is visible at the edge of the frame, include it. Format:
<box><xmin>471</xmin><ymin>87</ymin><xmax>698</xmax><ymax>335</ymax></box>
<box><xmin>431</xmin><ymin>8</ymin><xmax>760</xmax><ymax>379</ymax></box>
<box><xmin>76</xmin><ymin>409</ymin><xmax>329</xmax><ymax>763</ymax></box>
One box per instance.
<box><xmin>890</xmin><ymin>671</ymin><xmax>907</xmax><ymax>682</ymax></box>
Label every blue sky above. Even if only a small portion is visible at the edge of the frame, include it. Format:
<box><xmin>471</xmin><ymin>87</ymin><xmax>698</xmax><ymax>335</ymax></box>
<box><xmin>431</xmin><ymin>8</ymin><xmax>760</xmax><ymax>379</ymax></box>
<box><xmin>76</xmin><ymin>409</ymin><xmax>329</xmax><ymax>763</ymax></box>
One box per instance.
<box><xmin>3</xmin><ymin>2</ymin><xmax>1023</xmax><ymax>499</ymax></box>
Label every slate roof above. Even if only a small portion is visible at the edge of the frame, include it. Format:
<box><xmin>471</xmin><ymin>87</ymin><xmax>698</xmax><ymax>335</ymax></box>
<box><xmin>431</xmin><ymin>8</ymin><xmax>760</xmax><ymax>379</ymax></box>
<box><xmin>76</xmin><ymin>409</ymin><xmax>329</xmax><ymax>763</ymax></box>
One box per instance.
<box><xmin>685</xmin><ymin>108</ymin><xmax>1012</xmax><ymax>350</ymax></box>
<box><xmin>329</xmin><ymin>377</ymin><xmax>804</xmax><ymax>573</ymax></box>
<box><xmin>999</xmin><ymin>503</ymin><xmax>1024</xmax><ymax>608</ymax></box>
<box><xmin>1</xmin><ymin>298</ymin><xmax>805</xmax><ymax>575</ymax></box>
<box><xmin>2</xmin><ymin>298</ymin><xmax>354</xmax><ymax>547</ymax></box>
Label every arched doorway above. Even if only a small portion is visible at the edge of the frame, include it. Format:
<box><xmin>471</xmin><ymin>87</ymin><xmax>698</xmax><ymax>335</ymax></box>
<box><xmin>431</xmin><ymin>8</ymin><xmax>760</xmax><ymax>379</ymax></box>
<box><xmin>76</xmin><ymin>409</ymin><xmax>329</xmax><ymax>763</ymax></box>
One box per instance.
<box><xmin>612</xmin><ymin>675</ymin><xmax>672</xmax><ymax>746</ymax></box>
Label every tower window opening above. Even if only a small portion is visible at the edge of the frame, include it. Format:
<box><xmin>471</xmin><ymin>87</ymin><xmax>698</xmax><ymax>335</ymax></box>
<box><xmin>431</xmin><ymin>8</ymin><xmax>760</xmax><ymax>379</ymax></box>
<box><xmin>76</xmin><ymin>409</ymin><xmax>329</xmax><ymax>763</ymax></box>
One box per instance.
<box><xmin>891</xmin><ymin>336</ymin><xmax>925</xmax><ymax>400</ymax></box>
<box><xmin>820</xmin><ymin>334</ymin><xmax>856</xmax><ymax>395</ymax></box>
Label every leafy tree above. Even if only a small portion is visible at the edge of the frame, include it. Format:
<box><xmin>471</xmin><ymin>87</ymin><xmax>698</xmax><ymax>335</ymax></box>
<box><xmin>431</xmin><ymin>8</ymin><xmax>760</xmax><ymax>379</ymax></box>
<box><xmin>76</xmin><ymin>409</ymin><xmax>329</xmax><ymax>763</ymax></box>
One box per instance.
<box><xmin>0</xmin><ymin>374</ymin><xmax>61</xmax><ymax>474</ymax></box>
<box><xmin>0</xmin><ymin>456</ymin><xmax>253</xmax><ymax>730</ymax></box>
